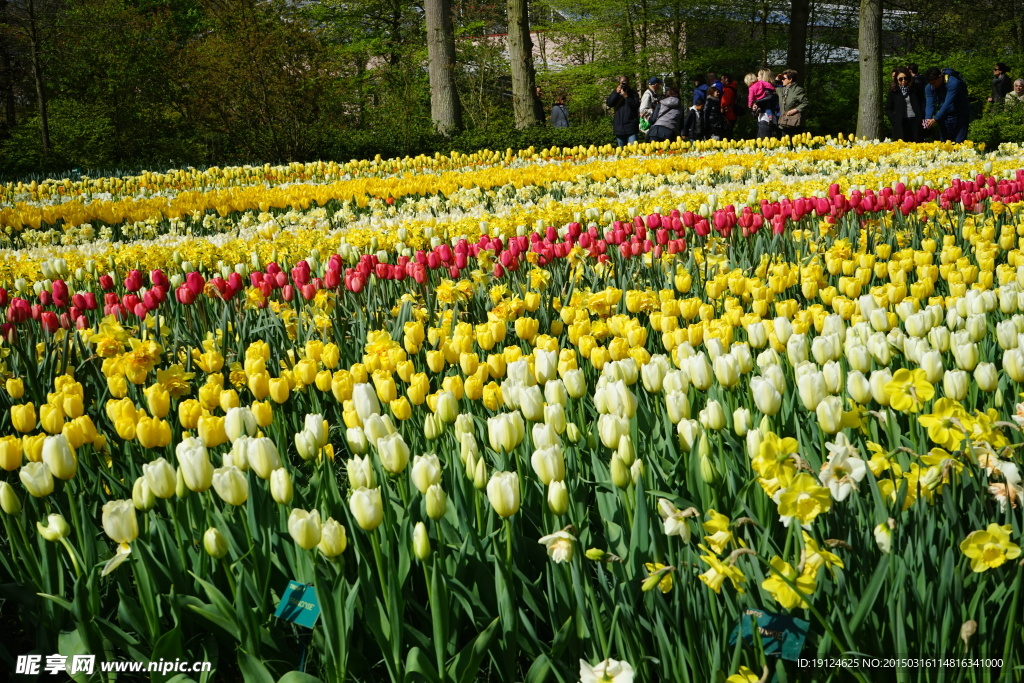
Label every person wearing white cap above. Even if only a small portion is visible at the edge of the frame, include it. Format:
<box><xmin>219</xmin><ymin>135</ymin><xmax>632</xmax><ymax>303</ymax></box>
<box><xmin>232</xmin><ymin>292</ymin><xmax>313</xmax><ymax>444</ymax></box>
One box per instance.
<box><xmin>640</xmin><ymin>77</ymin><xmax>663</xmax><ymax>133</ymax></box>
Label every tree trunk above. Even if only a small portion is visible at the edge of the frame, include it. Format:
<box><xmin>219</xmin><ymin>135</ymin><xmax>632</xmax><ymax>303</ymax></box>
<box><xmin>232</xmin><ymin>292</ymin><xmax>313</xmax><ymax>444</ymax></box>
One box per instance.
<box><xmin>856</xmin><ymin>0</ymin><xmax>883</xmax><ymax>139</ymax></box>
<box><xmin>787</xmin><ymin>0</ymin><xmax>810</xmax><ymax>79</ymax></box>
<box><xmin>425</xmin><ymin>0</ymin><xmax>462</xmax><ymax>135</ymax></box>
<box><xmin>26</xmin><ymin>0</ymin><xmax>49</xmax><ymax>155</ymax></box>
<box><xmin>507</xmin><ymin>0</ymin><xmax>537</xmax><ymax>129</ymax></box>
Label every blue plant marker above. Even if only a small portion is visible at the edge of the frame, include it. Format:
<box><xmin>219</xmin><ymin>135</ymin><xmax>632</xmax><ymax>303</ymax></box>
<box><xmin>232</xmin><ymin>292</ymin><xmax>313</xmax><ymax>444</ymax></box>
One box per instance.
<box><xmin>275</xmin><ymin>581</ymin><xmax>321</xmax><ymax>629</ymax></box>
<box><xmin>728</xmin><ymin>608</ymin><xmax>810</xmax><ymax>661</ymax></box>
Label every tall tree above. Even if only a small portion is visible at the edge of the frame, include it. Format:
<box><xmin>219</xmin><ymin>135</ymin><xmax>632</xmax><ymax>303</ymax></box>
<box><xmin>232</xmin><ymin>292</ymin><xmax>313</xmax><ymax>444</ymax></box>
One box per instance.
<box><xmin>5</xmin><ymin>0</ymin><xmax>59</xmax><ymax>154</ymax></box>
<box><xmin>856</xmin><ymin>0</ymin><xmax>883</xmax><ymax>139</ymax></box>
<box><xmin>425</xmin><ymin>0</ymin><xmax>461</xmax><ymax>135</ymax></box>
<box><xmin>787</xmin><ymin>0</ymin><xmax>809</xmax><ymax>79</ymax></box>
<box><xmin>507</xmin><ymin>0</ymin><xmax>537</xmax><ymax>128</ymax></box>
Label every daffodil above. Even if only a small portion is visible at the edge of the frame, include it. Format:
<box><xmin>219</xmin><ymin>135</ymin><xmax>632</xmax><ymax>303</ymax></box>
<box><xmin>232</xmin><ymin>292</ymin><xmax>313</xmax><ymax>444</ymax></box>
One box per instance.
<box><xmin>801</xmin><ymin>532</ymin><xmax>845</xmax><ymax>576</ymax></box>
<box><xmin>697</xmin><ymin>545</ymin><xmax>747</xmax><ymax>594</ymax></box>
<box><xmin>726</xmin><ymin>666</ymin><xmax>762</xmax><ymax>683</ymax></box>
<box><xmin>960</xmin><ymin>524</ymin><xmax>1021</xmax><ymax>572</ymax></box>
<box><xmin>884</xmin><ymin>368</ymin><xmax>934</xmax><ymax>413</ymax></box>
<box><xmin>776</xmin><ymin>473</ymin><xmax>832</xmax><ymax>526</ymax></box>
<box><xmin>642</xmin><ymin>562</ymin><xmax>674</xmax><ymax>593</ymax></box>
<box><xmin>702</xmin><ymin>509</ymin><xmax>735</xmax><ymax>554</ymax></box>
<box><xmin>918</xmin><ymin>398</ymin><xmax>967</xmax><ymax>450</ymax></box>
<box><xmin>761</xmin><ymin>556</ymin><xmax>816</xmax><ymax>610</ymax></box>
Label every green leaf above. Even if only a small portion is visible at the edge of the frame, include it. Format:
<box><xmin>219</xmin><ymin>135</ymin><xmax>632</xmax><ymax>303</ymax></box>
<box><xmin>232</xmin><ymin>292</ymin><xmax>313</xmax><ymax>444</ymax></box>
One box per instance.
<box><xmin>848</xmin><ymin>555</ymin><xmax>890</xmax><ymax>634</ymax></box>
<box><xmin>450</xmin><ymin>617</ymin><xmax>500</xmax><ymax>683</ymax></box>
<box><xmin>237</xmin><ymin>651</ymin><xmax>275</xmax><ymax>683</ymax></box>
<box><xmin>37</xmin><ymin>592</ymin><xmax>74</xmax><ymax>611</ymax></box>
<box><xmin>404</xmin><ymin>646</ymin><xmax>439</xmax><ymax>681</ymax></box>
<box><xmin>277</xmin><ymin>672</ymin><xmax>324</xmax><ymax>683</ymax></box>
<box><xmin>151</xmin><ymin>627</ymin><xmax>185</xmax><ymax>683</ymax></box>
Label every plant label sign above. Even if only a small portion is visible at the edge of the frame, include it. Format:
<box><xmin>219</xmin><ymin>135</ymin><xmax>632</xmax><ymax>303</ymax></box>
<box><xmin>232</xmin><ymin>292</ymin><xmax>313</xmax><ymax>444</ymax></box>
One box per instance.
<box><xmin>728</xmin><ymin>608</ymin><xmax>809</xmax><ymax>661</ymax></box>
<box><xmin>274</xmin><ymin>581</ymin><xmax>321</xmax><ymax>629</ymax></box>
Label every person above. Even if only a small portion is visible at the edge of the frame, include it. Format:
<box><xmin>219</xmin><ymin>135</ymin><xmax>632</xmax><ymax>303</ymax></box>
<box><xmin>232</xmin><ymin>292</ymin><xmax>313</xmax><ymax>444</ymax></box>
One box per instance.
<box><xmin>885</xmin><ymin>67</ymin><xmax>925</xmax><ymax>141</ymax></box>
<box><xmin>533</xmin><ymin>86</ymin><xmax>546</xmax><ymax>125</ymax></box>
<box><xmin>777</xmin><ymin>69</ymin><xmax>807</xmax><ymax>135</ymax></box>
<box><xmin>681</xmin><ymin>96</ymin><xmax>706</xmax><ymax>140</ymax></box>
<box><xmin>924</xmin><ymin>66</ymin><xmax>969</xmax><ymax>142</ymax></box>
<box><xmin>551</xmin><ymin>92</ymin><xmax>569</xmax><ymax>128</ymax></box>
<box><xmin>692</xmin><ymin>77</ymin><xmax>708</xmax><ymax>106</ymax></box>
<box><xmin>1006</xmin><ymin>80</ymin><xmax>1024</xmax><ymax>107</ymax></box>
<box><xmin>704</xmin><ymin>85</ymin><xmax>727</xmax><ymax>140</ymax></box>
<box><xmin>990</xmin><ymin>63</ymin><xmax>1013</xmax><ymax>108</ymax></box>
<box><xmin>720</xmin><ymin>73</ymin><xmax>740</xmax><ymax>139</ymax></box>
<box><xmin>747</xmin><ymin>69</ymin><xmax>778</xmax><ymax>138</ymax></box>
<box><xmin>648</xmin><ymin>87</ymin><xmax>682</xmax><ymax>142</ymax></box>
<box><xmin>907</xmin><ymin>63</ymin><xmax>926</xmax><ymax>89</ymax></box>
<box><xmin>606</xmin><ymin>76</ymin><xmax>640</xmax><ymax>146</ymax></box>
<box><xmin>640</xmin><ymin>77</ymin><xmax>662</xmax><ymax>132</ymax></box>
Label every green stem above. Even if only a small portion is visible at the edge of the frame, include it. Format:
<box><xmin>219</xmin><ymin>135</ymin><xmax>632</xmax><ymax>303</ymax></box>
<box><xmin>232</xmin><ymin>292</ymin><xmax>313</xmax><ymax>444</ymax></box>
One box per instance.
<box><xmin>1001</xmin><ymin>567</ymin><xmax>1022</xmax><ymax>680</ymax></box>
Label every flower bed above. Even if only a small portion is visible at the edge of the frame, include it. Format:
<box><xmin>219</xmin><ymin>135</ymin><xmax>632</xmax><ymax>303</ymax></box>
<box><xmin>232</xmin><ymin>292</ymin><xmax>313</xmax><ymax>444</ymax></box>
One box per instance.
<box><xmin>0</xmin><ymin>137</ymin><xmax>1022</xmax><ymax>682</ymax></box>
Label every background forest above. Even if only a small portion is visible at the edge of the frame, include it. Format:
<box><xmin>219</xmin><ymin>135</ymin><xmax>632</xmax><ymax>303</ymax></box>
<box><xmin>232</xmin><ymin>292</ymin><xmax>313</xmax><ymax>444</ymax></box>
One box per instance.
<box><xmin>0</xmin><ymin>0</ymin><xmax>1023</xmax><ymax>177</ymax></box>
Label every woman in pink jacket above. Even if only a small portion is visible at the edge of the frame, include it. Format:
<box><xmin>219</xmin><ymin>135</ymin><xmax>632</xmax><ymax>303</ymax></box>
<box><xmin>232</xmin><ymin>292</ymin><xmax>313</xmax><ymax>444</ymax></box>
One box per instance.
<box><xmin>745</xmin><ymin>69</ymin><xmax>778</xmax><ymax>138</ymax></box>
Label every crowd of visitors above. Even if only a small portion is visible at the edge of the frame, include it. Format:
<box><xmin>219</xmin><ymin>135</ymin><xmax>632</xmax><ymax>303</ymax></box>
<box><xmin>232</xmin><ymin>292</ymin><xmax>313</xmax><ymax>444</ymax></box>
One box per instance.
<box><xmin>536</xmin><ymin>61</ymin><xmax>1021</xmax><ymax>146</ymax></box>
<box><xmin>601</xmin><ymin>69</ymin><xmax>807</xmax><ymax>145</ymax></box>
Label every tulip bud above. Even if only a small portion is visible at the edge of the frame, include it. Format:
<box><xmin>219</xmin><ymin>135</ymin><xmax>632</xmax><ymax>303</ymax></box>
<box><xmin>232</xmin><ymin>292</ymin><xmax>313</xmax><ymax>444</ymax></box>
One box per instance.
<box><xmin>413</xmin><ymin>521</ymin><xmax>431</xmax><ymax>560</ymax></box>
<box><xmin>412</xmin><ymin>454</ymin><xmax>442</xmax><ymax>494</ymax></box>
<box><xmin>347</xmin><ymin>455</ymin><xmax>376</xmax><ymax>490</ymax></box>
<box><xmin>562</xmin><ymin>369</ymin><xmax>587</xmax><ymax>398</ymax></box>
<box><xmin>425</xmin><ymin>484</ymin><xmax>447</xmax><ymax>520</ymax></box>
<box><xmin>562</xmin><ymin>422</ymin><xmax>580</xmax><ymax>443</ymax></box>
<box><xmin>212</xmin><ymin>466</ymin><xmax>248</xmax><ymax>506</ymax></box>
<box><xmin>943</xmin><ymin>370</ymin><xmax>968</xmax><ymax>401</ymax></box>
<box><xmin>487</xmin><ymin>471</ymin><xmax>521</xmax><ymax>516</ymax></box>
<box><xmin>473</xmin><ymin>458</ymin><xmax>488</xmax><ymax>489</ymax></box>
<box><xmin>271</xmin><ymin>468</ymin><xmax>294</xmax><ymax>504</ymax></box>
<box><xmin>102</xmin><ymin>499</ymin><xmax>139</xmax><ymax>544</ymax></box>
<box><xmin>687</xmin><ymin>353</ymin><xmax>713</xmax><ymax>390</ymax></box>
<box><xmin>733</xmin><ymin>407</ymin><xmax>750</xmax><ymax>436</ymax></box>
<box><xmin>288</xmin><ymin>508</ymin><xmax>322</xmax><ymax>549</ymax></box>
<box><xmin>143</xmin><ymin>458</ymin><xmax>176</xmax><ymax>499</ymax></box>
<box><xmin>974</xmin><ymin>363</ymin><xmax>998</xmax><ymax>392</ymax></box>
<box><xmin>246</xmin><ymin>437</ymin><xmax>281</xmax><ymax>479</ymax></box>
<box><xmin>37</xmin><ymin>513</ymin><xmax>71</xmax><ymax>541</ymax></box>
<box><xmin>677</xmin><ymin>418</ymin><xmax>701</xmax><ymax>452</ymax></box>
<box><xmin>547</xmin><ymin>480</ymin><xmax>569</xmax><ymax>516</ymax></box>
<box><xmin>609</xmin><ymin>452</ymin><xmax>630</xmax><ymax>489</ymax></box>
<box><xmin>751</xmin><ymin>376</ymin><xmax>782</xmax><ymax>416</ymax></box>
<box><xmin>132</xmin><ymin>477</ymin><xmax>156</xmax><ymax>511</ymax></box>
<box><xmin>349</xmin><ymin>487</ymin><xmax>384</xmax><ymax>530</ymax></box>
<box><xmin>745</xmin><ymin>429</ymin><xmax>763</xmax><ymax>460</ymax></box>
<box><xmin>204</xmin><ymin>528</ymin><xmax>229</xmax><ymax>559</ymax></box>
<box><xmin>616</xmin><ymin>434</ymin><xmax>636</xmax><ymax>467</ymax></box>
<box><xmin>303</xmin><ymin>413</ymin><xmax>328</xmax><ymax>448</ymax></box>
<box><xmin>544</xmin><ymin>379</ymin><xmax>568</xmax><ymax>407</ymax></box>
<box><xmin>699</xmin><ymin>446</ymin><xmax>719</xmax><ymax>486</ymax></box>
<box><xmin>423</xmin><ymin>414</ymin><xmax>443</xmax><ymax>441</ymax></box>
<box><xmin>318</xmin><ymin>517</ymin><xmax>348</xmax><ymax>557</ymax></box>
<box><xmin>816</xmin><ymin>396</ymin><xmax>844</xmax><ymax>434</ymax></box>
<box><xmin>352</xmin><ymin>383</ymin><xmax>380</xmax><ymax>422</ymax></box>
<box><xmin>0</xmin><ymin>481</ymin><xmax>22</xmax><ymax>515</ymax></box>
<box><xmin>378</xmin><ymin>432</ymin><xmax>410</xmax><ymax>474</ymax></box>
<box><xmin>869</xmin><ymin>369</ymin><xmax>892</xmax><ymax>406</ymax></box>
<box><xmin>700</xmin><ymin>400</ymin><xmax>727</xmax><ymax>431</ymax></box>
<box><xmin>345</xmin><ymin>426</ymin><xmax>369</xmax><ymax>455</ymax></box>
<box><xmin>293</xmin><ymin>429</ymin><xmax>317</xmax><ymax>461</ymax></box>
<box><xmin>847</xmin><ymin>371</ymin><xmax>871</xmax><ymax>404</ymax></box>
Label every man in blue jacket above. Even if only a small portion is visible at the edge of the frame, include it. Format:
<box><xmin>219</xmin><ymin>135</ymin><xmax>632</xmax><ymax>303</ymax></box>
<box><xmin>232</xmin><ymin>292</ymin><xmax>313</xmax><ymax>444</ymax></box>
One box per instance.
<box><xmin>923</xmin><ymin>67</ymin><xmax>969</xmax><ymax>142</ymax></box>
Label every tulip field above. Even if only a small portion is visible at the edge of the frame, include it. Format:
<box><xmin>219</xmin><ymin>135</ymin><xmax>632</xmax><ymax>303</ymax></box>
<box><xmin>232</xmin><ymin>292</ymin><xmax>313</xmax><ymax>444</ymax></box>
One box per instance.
<box><xmin>2</xmin><ymin>134</ymin><xmax>1024</xmax><ymax>682</ymax></box>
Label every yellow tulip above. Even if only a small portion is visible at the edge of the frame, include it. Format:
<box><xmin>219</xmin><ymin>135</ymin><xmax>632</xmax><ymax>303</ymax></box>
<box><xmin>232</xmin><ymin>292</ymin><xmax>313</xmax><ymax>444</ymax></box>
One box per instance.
<box><xmin>11</xmin><ymin>403</ymin><xmax>36</xmax><ymax>433</ymax></box>
<box><xmin>5</xmin><ymin>377</ymin><xmax>24</xmax><ymax>399</ymax></box>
